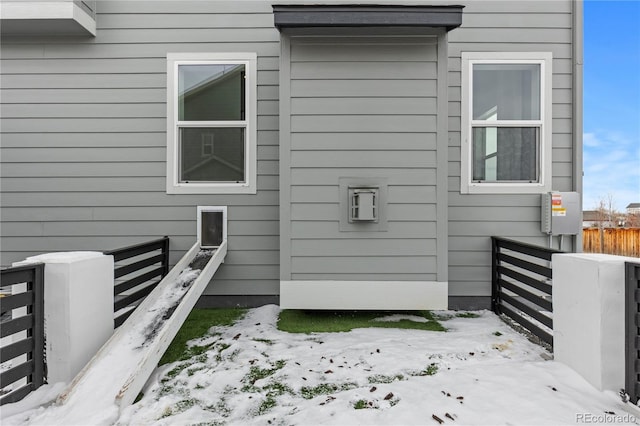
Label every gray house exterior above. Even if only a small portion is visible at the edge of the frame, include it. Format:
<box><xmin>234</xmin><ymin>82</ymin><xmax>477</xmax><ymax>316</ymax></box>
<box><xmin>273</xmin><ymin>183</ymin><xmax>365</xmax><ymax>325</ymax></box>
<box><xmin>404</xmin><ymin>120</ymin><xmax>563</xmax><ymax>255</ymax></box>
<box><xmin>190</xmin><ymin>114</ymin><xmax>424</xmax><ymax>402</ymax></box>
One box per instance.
<box><xmin>0</xmin><ymin>0</ymin><xmax>583</xmax><ymax>309</ymax></box>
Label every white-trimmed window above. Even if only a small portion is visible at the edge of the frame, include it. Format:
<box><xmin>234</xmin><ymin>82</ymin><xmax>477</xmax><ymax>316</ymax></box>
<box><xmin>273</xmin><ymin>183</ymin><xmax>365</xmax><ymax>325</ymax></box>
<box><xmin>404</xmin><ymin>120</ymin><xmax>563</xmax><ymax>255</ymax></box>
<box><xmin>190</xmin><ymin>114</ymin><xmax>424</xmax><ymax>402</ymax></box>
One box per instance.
<box><xmin>166</xmin><ymin>52</ymin><xmax>257</xmax><ymax>194</ymax></box>
<box><xmin>461</xmin><ymin>52</ymin><xmax>552</xmax><ymax>194</ymax></box>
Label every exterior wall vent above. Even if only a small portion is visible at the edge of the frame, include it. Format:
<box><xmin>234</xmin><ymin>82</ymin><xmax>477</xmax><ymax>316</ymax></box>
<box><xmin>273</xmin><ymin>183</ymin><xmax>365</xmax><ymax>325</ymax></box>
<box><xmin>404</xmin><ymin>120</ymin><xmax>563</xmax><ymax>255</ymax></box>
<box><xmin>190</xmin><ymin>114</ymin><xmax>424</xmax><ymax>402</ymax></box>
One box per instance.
<box><xmin>349</xmin><ymin>187</ymin><xmax>379</xmax><ymax>222</ymax></box>
<box><xmin>197</xmin><ymin>206</ymin><xmax>227</xmax><ymax>248</ymax></box>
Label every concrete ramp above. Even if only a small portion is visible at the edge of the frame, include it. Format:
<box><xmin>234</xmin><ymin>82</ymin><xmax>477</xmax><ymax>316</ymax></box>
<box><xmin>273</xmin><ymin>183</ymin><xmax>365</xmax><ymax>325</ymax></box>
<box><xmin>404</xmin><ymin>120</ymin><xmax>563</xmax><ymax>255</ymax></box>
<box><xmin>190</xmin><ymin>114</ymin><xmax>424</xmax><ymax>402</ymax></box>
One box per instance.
<box><xmin>51</xmin><ymin>240</ymin><xmax>227</xmax><ymax>424</ymax></box>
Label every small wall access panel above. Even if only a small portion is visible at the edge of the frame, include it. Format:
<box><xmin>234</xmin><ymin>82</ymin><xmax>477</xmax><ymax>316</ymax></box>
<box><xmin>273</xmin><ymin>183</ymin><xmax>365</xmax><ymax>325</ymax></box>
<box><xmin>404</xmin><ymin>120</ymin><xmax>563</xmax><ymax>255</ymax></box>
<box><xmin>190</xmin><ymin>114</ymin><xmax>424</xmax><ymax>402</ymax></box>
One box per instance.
<box><xmin>197</xmin><ymin>206</ymin><xmax>227</xmax><ymax>248</ymax></box>
<box><xmin>541</xmin><ymin>192</ymin><xmax>581</xmax><ymax>235</ymax></box>
<box><xmin>349</xmin><ymin>187</ymin><xmax>379</xmax><ymax>222</ymax></box>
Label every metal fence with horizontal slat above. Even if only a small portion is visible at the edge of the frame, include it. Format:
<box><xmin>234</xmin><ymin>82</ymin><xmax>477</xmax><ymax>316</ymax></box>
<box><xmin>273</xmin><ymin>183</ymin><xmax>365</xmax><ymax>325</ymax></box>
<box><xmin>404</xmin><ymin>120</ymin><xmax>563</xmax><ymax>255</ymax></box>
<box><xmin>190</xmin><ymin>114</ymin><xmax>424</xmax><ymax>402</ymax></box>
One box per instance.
<box><xmin>491</xmin><ymin>237</ymin><xmax>562</xmax><ymax>348</ymax></box>
<box><xmin>104</xmin><ymin>236</ymin><xmax>170</xmax><ymax>328</ymax></box>
<box><xmin>0</xmin><ymin>263</ymin><xmax>45</xmax><ymax>406</ymax></box>
<box><xmin>626</xmin><ymin>261</ymin><xmax>640</xmax><ymax>404</ymax></box>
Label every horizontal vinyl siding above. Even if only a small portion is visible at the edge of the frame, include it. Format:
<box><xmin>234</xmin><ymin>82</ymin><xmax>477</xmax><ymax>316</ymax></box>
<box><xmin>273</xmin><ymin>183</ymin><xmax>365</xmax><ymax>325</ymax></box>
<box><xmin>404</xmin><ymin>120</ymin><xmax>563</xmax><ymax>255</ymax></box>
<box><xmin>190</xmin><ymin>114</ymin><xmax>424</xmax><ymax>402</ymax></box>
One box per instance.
<box><xmin>0</xmin><ymin>1</ymin><xmax>279</xmax><ymax>298</ymax></box>
<box><xmin>288</xmin><ymin>37</ymin><xmax>439</xmax><ymax>281</ymax></box>
<box><xmin>1</xmin><ymin>0</ymin><xmax>577</xmax><ymax>303</ymax></box>
<box><xmin>447</xmin><ymin>0</ymin><xmax>576</xmax><ymax>297</ymax></box>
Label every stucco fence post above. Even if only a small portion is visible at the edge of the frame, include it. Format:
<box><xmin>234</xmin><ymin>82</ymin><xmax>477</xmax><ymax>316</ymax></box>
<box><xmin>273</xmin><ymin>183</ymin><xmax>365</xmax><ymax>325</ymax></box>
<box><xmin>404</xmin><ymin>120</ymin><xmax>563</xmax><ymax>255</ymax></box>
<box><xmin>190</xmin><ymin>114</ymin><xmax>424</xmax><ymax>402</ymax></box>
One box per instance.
<box><xmin>552</xmin><ymin>253</ymin><xmax>637</xmax><ymax>392</ymax></box>
<box><xmin>13</xmin><ymin>252</ymin><xmax>114</xmax><ymax>384</ymax></box>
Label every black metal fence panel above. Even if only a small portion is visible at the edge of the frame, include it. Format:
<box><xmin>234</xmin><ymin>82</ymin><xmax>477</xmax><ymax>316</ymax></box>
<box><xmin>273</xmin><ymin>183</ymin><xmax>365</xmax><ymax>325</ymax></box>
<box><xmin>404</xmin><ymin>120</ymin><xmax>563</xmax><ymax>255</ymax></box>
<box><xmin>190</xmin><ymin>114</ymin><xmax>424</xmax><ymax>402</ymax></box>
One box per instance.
<box><xmin>491</xmin><ymin>237</ymin><xmax>562</xmax><ymax>348</ymax></box>
<box><xmin>0</xmin><ymin>263</ymin><xmax>45</xmax><ymax>406</ymax></box>
<box><xmin>625</xmin><ymin>261</ymin><xmax>640</xmax><ymax>404</ymax></box>
<box><xmin>104</xmin><ymin>237</ymin><xmax>170</xmax><ymax>328</ymax></box>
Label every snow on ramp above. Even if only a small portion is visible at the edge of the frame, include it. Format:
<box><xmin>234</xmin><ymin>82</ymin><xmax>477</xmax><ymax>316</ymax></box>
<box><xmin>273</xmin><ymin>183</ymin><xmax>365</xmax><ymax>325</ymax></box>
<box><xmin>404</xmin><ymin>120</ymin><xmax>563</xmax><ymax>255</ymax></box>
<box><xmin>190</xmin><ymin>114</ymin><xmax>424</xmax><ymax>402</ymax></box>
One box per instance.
<box><xmin>21</xmin><ymin>241</ymin><xmax>227</xmax><ymax>426</ymax></box>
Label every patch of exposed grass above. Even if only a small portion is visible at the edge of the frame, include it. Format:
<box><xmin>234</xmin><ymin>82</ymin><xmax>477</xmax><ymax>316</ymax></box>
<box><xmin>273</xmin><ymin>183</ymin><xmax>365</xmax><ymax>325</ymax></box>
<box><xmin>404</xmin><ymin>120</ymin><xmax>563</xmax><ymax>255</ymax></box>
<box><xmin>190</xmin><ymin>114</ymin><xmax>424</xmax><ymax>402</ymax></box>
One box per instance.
<box><xmin>192</xmin><ymin>422</ymin><xmax>226</xmax><ymax>426</ymax></box>
<box><xmin>425</xmin><ymin>363</ymin><xmax>438</xmax><ymax>375</ymax></box>
<box><xmin>204</xmin><ymin>399</ymin><xmax>231</xmax><ymax>417</ymax></box>
<box><xmin>187</xmin><ymin>366</ymin><xmax>206</xmax><ymax>376</ymax></box>
<box><xmin>456</xmin><ymin>312</ymin><xmax>480</xmax><ymax>318</ymax></box>
<box><xmin>183</xmin><ymin>344</ymin><xmax>212</xmax><ymax>359</ymax></box>
<box><xmin>354</xmin><ymin>399</ymin><xmax>369</xmax><ymax>410</ymax></box>
<box><xmin>175</xmin><ymin>398</ymin><xmax>198</xmax><ymax>412</ymax></box>
<box><xmin>158</xmin><ymin>384</ymin><xmax>190</xmax><ymax>398</ymax></box>
<box><xmin>160</xmin><ymin>308</ymin><xmax>246</xmax><ymax>366</ymax></box>
<box><xmin>300</xmin><ymin>382</ymin><xmax>358</xmax><ymax>399</ymax></box>
<box><xmin>433</xmin><ymin>311</ymin><xmax>481</xmax><ymax>321</ymax></box>
<box><xmin>257</xmin><ymin>381</ymin><xmax>294</xmax><ymax>415</ymax></box>
<box><xmin>409</xmin><ymin>363</ymin><xmax>439</xmax><ymax>377</ymax></box>
<box><xmin>278</xmin><ymin>310</ymin><xmax>445</xmax><ymax>333</ymax></box>
<box><xmin>367</xmin><ymin>374</ymin><xmax>404</xmax><ymax>384</ymax></box>
<box><xmin>263</xmin><ymin>381</ymin><xmax>293</xmax><ymax>395</ymax></box>
<box><xmin>252</xmin><ymin>338</ymin><xmax>275</xmax><ymax>345</ymax></box>
<box><xmin>243</xmin><ymin>360</ymin><xmax>287</xmax><ymax>386</ymax></box>
<box><xmin>162</xmin><ymin>363</ymin><xmax>188</xmax><ymax>382</ymax></box>
<box><xmin>160</xmin><ymin>398</ymin><xmax>201</xmax><ymax>419</ymax></box>
<box><xmin>258</xmin><ymin>395</ymin><xmax>278</xmax><ymax>415</ymax></box>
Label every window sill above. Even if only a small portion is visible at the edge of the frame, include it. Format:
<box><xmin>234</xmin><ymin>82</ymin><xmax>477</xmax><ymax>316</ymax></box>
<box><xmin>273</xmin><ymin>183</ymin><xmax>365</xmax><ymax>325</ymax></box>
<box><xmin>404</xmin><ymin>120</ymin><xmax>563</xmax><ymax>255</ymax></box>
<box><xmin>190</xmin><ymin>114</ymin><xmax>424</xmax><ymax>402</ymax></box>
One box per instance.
<box><xmin>461</xmin><ymin>181</ymin><xmax>551</xmax><ymax>195</ymax></box>
<box><xmin>166</xmin><ymin>183</ymin><xmax>256</xmax><ymax>195</ymax></box>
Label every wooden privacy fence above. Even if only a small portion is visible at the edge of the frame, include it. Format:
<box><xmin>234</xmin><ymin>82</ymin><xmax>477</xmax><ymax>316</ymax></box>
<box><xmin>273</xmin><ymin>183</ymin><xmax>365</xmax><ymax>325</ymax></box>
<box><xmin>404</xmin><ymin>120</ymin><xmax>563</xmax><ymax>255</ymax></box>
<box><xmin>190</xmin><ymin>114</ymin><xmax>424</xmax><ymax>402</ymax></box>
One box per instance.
<box><xmin>0</xmin><ymin>264</ymin><xmax>45</xmax><ymax>406</ymax></box>
<box><xmin>491</xmin><ymin>237</ymin><xmax>562</xmax><ymax>348</ymax></box>
<box><xmin>626</xmin><ymin>261</ymin><xmax>640</xmax><ymax>404</ymax></box>
<box><xmin>583</xmin><ymin>228</ymin><xmax>640</xmax><ymax>257</ymax></box>
<box><xmin>105</xmin><ymin>236</ymin><xmax>170</xmax><ymax>328</ymax></box>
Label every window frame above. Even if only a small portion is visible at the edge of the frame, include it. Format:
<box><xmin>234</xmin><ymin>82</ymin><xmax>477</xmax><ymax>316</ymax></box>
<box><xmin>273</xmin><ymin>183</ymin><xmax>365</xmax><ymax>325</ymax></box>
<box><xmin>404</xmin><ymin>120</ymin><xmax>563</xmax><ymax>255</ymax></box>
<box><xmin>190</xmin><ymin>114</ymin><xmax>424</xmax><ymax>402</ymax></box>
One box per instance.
<box><xmin>460</xmin><ymin>51</ymin><xmax>553</xmax><ymax>194</ymax></box>
<box><xmin>166</xmin><ymin>52</ymin><xmax>257</xmax><ymax>194</ymax></box>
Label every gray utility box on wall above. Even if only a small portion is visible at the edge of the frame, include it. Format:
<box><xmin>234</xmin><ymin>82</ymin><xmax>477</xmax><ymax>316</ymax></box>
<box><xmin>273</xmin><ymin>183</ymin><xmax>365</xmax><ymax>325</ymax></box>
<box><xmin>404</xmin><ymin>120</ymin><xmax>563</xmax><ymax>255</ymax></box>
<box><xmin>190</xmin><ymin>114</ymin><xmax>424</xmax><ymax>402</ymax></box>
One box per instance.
<box><xmin>541</xmin><ymin>191</ymin><xmax>581</xmax><ymax>235</ymax></box>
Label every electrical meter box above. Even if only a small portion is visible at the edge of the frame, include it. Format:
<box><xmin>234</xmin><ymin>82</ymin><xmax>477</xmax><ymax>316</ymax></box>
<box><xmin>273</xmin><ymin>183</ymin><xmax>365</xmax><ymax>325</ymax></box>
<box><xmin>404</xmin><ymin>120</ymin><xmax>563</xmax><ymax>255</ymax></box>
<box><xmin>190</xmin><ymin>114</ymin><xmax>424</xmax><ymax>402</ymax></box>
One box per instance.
<box><xmin>541</xmin><ymin>192</ymin><xmax>581</xmax><ymax>235</ymax></box>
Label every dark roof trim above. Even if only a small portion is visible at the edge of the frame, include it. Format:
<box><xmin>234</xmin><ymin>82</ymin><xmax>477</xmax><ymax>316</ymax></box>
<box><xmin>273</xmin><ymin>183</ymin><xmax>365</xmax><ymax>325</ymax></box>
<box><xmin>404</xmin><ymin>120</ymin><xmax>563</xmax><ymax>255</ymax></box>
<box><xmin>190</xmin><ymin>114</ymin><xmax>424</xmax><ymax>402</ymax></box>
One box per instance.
<box><xmin>273</xmin><ymin>5</ymin><xmax>464</xmax><ymax>32</ymax></box>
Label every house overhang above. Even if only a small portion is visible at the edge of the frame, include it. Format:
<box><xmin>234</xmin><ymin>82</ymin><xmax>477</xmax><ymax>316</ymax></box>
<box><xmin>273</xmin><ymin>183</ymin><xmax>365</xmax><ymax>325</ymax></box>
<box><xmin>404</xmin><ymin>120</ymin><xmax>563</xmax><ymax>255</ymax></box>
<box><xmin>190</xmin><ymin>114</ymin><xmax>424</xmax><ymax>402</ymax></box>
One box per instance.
<box><xmin>0</xmin><ymin>1</ymin><xmax>96</xmax><ymax>36</ymax></box>
<box><xmin>273</xmin><ymin>4</ymin><xmax>464</xmax><ymax>32</ymax></box>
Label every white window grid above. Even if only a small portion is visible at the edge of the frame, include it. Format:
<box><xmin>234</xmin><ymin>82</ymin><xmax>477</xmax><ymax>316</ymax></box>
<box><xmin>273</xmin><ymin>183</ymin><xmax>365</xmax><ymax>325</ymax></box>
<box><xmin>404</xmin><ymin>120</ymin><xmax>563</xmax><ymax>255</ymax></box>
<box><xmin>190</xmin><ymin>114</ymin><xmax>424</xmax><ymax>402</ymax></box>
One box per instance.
<box><xmin>460</xmin><ymin>52</ymin><xmax>553</xmax><ymax>194</ymax></box>
<box><xmin>166</xmin><ymin>52</ymin><xmax>257</xmax><ymax>195</ymax></box>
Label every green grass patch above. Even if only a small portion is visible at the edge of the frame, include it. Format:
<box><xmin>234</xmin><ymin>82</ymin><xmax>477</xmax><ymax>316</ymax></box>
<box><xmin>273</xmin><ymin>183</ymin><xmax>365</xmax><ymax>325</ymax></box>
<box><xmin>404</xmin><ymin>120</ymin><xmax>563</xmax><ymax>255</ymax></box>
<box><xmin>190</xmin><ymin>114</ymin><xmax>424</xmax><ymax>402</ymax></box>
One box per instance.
<box><xmin>300</xmin><ymin>382</ymin><xmax>358</xmax><ymax>399</ymax></box>
<box><xmin>204</xmin><ymin>399</ymin><xmax>231</xmax><ymax>418</ymax></box>
<box><xmin>367</xmin><ymin>374</ymin><xmax>404</xmax><ymax>384</ymax></box>
<box><xmin>242</xmin><ymin>360</ymin><xmax>287</xmax><ymax>386</ymax></box>
<box><xmin>252</xmin><ymin>338</ymin><xmax>275</xmax><ymax>345</ymax></box>
<box><xmin>354</xmin><ymin>399</ymin><xmax>369</xmax><ymax>410</ymax></box>
<box><xmin>277</xmin><ymin>310</ymin><xmax>445</xmax><ymax>333</ymax></box>
<box><xmin>159</xmin><ymin>308</ymin><xmax>246</xmax><ymax>366</ymax></box>
<box><xmin>258</xmin><ymin>395</ymin><xmax>278</xmax><ymax>415</ymax></box>
<box><xmin>456</xmin><ymin>312</ymin><xmax>480</xmax><ymax>318</ymax></box>
<box><xmin>162</xmin><ymin>363</ymin><xmax>188</xmax><ymax>382</ymax></box>
<box><xmin>257</xmin><ymin>381</ymin><xmax>294</xmax><ymax>415</ymax></box>
<box><xmin>409</xmin><ymin>363</ymin><xmax>439</xmax><ymax>377</ymax></box>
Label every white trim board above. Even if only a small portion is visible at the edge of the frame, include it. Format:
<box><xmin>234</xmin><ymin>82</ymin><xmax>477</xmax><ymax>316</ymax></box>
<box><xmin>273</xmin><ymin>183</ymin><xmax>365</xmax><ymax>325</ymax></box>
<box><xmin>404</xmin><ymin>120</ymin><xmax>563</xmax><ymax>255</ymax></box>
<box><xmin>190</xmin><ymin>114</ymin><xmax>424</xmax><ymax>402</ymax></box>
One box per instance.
<box><xmin>280</xmin><ymin>281</ymin><xmax>448</xmax><ymax>310</ymax></box>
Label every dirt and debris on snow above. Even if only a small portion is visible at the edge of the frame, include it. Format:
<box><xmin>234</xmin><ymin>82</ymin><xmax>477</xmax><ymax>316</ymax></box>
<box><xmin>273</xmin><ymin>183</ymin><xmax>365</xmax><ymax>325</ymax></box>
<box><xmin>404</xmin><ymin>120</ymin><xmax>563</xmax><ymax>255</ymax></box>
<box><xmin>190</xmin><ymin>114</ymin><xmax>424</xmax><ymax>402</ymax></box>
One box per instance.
<box><xmin>3</xmin><ymin>305</ymin><xmax>638</xmax><ymax>425</ymax></box>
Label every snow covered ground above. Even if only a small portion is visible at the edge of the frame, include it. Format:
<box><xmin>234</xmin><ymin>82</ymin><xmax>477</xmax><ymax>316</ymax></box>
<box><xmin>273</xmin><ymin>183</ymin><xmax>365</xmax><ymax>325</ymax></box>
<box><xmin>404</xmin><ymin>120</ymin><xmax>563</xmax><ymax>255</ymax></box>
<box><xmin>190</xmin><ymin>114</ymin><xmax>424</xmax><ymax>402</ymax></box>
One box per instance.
<box><xmin>3</xmin><ymin>305</ymin><xmax>638</xmax><ymax>425</ymax></box>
